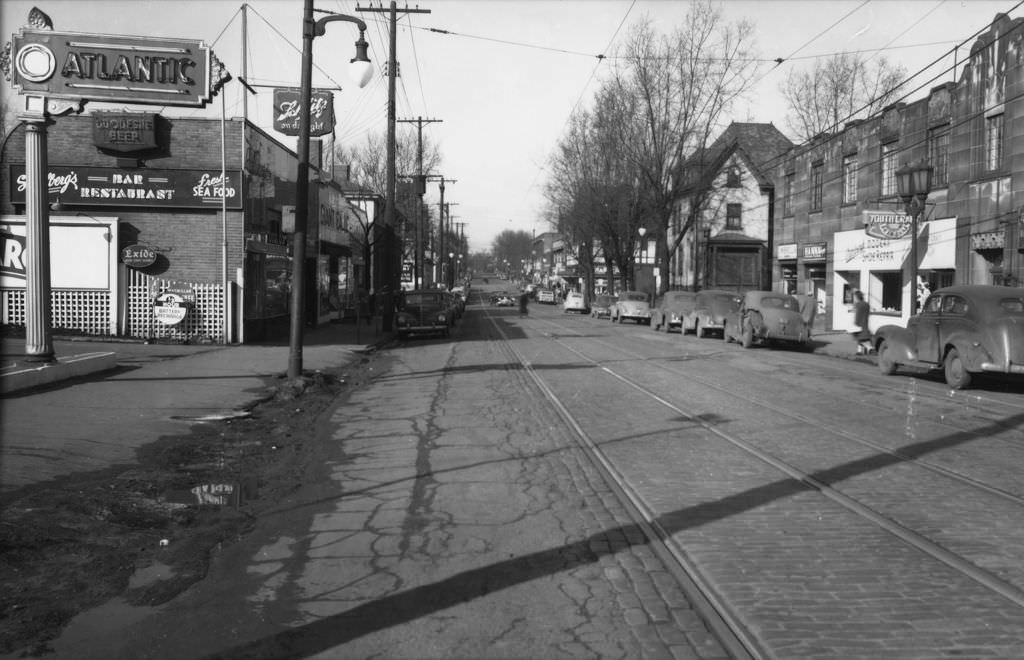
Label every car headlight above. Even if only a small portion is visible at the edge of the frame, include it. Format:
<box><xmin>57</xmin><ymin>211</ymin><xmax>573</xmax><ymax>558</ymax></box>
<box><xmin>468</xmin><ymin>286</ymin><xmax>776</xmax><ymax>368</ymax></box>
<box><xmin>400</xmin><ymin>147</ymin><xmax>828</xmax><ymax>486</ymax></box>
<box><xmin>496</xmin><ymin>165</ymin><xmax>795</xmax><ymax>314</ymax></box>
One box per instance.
<box><xmin>436</xmin><ymin>313</ymin><xmax>448</xmax><ymax>323</ymax></box>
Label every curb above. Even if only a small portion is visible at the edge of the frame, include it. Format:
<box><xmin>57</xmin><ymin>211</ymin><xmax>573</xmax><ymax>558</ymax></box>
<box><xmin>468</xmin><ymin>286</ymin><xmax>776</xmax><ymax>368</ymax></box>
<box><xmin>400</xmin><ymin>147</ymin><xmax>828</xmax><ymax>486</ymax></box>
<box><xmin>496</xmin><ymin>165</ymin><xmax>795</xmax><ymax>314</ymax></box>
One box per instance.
<box><xmin>1</xmin><ymin>351</ymin><xmax>119</xmax><ymax>395</ymax></box>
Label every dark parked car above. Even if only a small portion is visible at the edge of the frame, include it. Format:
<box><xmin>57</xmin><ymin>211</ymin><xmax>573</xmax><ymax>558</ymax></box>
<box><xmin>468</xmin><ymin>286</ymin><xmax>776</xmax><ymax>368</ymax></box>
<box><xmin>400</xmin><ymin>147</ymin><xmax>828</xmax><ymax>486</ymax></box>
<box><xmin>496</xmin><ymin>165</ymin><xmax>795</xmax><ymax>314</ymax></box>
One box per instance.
<box><xmin>723</xmin><ymin>290</ymin><xmax>809</xmax><ymax>349</ymax></box>
<box><xmin>684</xmin><ymin>289</ymin><xmax>742</xmax><ymax>338</ymax></box>
<box><xmin>590</xmin><ymin>294</ymin><xmax>617</xmax><ymax>319</ymax></box>
<box><xmin>395</xmin><ymin>289</ymin><xmax>455</xmax><ymax>339</ymax></box>
<box><xmin>650</xmin><ymin>291</ymin><xmax>696</xmax><ymax>333</ymax></box>
<box><xmin>873</xmin><ymin>285</ymin><xmax>1024</xmax><ymax>389</ymax></box>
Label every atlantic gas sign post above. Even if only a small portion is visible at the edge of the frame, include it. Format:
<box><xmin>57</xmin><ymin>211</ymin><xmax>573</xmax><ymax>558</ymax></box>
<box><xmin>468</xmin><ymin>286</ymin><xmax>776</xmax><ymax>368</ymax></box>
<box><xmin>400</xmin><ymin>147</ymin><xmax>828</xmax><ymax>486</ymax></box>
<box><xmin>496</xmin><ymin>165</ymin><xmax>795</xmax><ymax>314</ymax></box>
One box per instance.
<box><xmin>3</xmin><ymin>10</ymin><xmax>225</xmax><ymax>361</ymax></box>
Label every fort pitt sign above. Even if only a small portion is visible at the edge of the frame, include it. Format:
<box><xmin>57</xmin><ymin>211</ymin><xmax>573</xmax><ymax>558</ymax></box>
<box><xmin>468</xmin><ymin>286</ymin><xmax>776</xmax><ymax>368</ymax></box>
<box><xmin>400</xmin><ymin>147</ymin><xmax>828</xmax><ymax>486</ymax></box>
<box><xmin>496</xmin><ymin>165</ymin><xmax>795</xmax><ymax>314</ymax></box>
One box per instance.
<box><xmin>8</xmin><ymin>29</ymin><xmax>215</xmax><ymax>107</ymax></box>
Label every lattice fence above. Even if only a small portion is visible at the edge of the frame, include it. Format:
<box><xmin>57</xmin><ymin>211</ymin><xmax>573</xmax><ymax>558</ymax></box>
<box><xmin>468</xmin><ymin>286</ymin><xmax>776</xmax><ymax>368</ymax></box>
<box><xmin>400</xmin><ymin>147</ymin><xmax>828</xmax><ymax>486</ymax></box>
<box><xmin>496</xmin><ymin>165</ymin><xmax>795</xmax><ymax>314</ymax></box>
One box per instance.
<box><xmin>126</xmin><ymin>270</ymin><xmax>226</xmax><ymax>342</ymax></box>
<box><xmin>1</xmin><ymin>289</ymin><xmax>113</xmax><ymax>335</ymax></box>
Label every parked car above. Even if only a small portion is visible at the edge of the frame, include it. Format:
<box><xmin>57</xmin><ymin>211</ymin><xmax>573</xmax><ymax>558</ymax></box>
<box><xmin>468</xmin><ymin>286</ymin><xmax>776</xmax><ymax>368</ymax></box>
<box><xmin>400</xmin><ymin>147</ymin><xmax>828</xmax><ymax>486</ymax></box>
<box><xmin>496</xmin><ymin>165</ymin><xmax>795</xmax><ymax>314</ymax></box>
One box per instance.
<box><xmin>590</xmin><ymin>294</ymin><xmax>617</xmax><ymax>319</ymax></box>
<box><xmin>684</xmin><ymin>289</ymin><xmax>742</xmax><ymax>338</ymax></box>
<box><xmin>536</xmin><ymin>288</ymin><xmax>556</xmax><ymax>304</ymax></box>
<box><xmin>563</xmin><ymin>291</ymin><xmax>589</xmax><ymax>314</ymax></box>
<box><xmin>873</xmin><ymin>285</ymin><xmax>1024</xmax><ymax>389</ymax></box>
<box><xmin>610</xmin><ymin>291</ymin><xmax>652</xmax><ymax>324</ymax></box>
<box><xmin>650</xmin><ymin>291</ymin><xmax>697</xmax><ymax>333</ymax></box>
<box><xmin>491</xmin><ymin>291</ymin><xmax>515</xmax><ymax>306</ymax></box>
<box><xmin>395</xmin><ymin>289</ymin><xmax>455</xmax><ymax>339</ymax></box>
<box><xmin>723</xmin><ymin>290</ymin><xmax>809</xmax><ymax>349</ymax></box>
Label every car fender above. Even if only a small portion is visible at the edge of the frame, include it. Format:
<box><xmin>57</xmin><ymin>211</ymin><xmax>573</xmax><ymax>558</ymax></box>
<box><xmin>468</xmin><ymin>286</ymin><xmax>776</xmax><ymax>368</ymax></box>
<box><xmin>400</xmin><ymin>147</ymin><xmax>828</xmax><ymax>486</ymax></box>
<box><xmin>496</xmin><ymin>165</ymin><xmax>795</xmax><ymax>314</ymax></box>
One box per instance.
<box><xmin>745</xmin><ymin>310</ymin><xmax>765</xmax><ymax>334</ymax></box>
<box><xmin>873</xmin><ymin>325</ymin><xmax>918</xmax><ymax>362</ymax></box>
<box><xmin>942</xmin><ymin>331</ymin><xmax>993</xmax><ymax>371</ymax></box>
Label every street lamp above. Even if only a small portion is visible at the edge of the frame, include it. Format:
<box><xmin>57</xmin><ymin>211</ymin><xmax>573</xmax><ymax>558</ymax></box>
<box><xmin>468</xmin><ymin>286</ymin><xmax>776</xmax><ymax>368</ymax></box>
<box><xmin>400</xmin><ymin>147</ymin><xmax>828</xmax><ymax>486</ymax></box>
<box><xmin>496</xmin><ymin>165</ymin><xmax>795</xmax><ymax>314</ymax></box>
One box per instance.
<box><xmin>288</xmin><ymin>0</ymin><xmax>374</xmax><ymax>379</ymax></box>
<box><xmin>896</xmin><ymin>159</ymin><xmax>933</xmax><ymax>314</ymax></box>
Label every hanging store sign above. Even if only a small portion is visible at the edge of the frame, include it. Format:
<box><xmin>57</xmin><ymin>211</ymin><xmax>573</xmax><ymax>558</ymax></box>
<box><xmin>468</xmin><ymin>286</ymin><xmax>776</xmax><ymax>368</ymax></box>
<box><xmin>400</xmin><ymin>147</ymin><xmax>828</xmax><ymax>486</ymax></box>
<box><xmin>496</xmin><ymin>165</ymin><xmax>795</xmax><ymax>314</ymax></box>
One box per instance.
<box><xmin>120</xmin><ymin>244</ymin><xmax>158</xmax><ymax>268</ymax></box>
<box><xmin>273</xmin><ymin>88</ymin><xmax>335</xmax><ymax>137</ymax></box>
<box><xmin>863</xmin><ymin>211</ymin><xmax>912</xmax><ymax>240</ymax></box>
<box><xmin>92</xmin><ymin>112</ymin><xmax>158</xmax><ymax>152</ymax></box>
<box><xmin>9</xmin><ymin>165</ymin><xmax>242</xmax><ymax>209</ymax></box>
<box><xmin>8</xmin><ymin>29</ymin><xmax>214</xmax><ymax>107</ymax></box>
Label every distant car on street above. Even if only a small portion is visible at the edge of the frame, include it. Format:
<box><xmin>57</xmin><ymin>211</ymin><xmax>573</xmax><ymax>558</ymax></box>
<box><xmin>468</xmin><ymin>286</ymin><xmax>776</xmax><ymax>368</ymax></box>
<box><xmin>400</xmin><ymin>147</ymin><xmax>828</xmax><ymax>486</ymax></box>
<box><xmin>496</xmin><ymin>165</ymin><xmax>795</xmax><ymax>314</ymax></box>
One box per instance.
<box><xmin>874</xmin><ymin>285</ymin><xmax>1024</xmax><ymax>389</ymax></box>
<box><xmin>396</xmin><ymin>289</ymin><xmax>455</xmax><ymax>339</ymax></box>
<box><xmin>684</xmin><ymin>289</ymin><xmax>742</xmax><ymax>338</ymax></box>
<box><xmin>590</xmin><ymin>294</ymin><xmax>617</xmax><ymax>319</ymax></box>
<box><xmin>723</xmin><ymin>290</ymin><xmax>809</xmax><ymax>349</ymax></box>
<box><xmin>650</xmin><ymin>291</ymin><xmax>696</xmax><ymax>333</ymax></box>
<box><xmin>537</xmin><ymin>289</ymin><xmax>556</xmax><ymax>304</ymax></box>
<box><xmin>610</xmin><ymin>291</ymin><xmax>652</xmax><ymax>325</ymax></box>
<box><xmin>563</xmin><ymin>291</ymin><xmax>589</xmax><ymax>314</ymax></box>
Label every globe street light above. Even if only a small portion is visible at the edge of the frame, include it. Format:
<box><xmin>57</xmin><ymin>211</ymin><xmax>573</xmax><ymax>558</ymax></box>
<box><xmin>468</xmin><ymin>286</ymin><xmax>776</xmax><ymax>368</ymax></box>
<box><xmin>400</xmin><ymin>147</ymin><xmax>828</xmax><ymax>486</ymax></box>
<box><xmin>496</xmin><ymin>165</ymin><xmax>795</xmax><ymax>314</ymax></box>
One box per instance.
<box><xmin>288</xmin><ymin>0</ymin><xmax>373</xmax><ymax>379</ymax></box>
<box><xmin>896</xmin><ymin>159</ymin><xmax>933</xmax><ymax>314</ymax></box>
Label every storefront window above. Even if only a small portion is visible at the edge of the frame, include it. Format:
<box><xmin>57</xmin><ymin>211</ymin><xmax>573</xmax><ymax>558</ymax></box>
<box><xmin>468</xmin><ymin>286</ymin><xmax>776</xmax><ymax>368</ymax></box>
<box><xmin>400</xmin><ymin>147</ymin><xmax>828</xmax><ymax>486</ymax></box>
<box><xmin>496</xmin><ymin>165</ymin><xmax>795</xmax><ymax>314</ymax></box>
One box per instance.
<box><xmin>871</xmin><ymin>271</ymin><xmax>903</xmax><ymax>313</ymax></box>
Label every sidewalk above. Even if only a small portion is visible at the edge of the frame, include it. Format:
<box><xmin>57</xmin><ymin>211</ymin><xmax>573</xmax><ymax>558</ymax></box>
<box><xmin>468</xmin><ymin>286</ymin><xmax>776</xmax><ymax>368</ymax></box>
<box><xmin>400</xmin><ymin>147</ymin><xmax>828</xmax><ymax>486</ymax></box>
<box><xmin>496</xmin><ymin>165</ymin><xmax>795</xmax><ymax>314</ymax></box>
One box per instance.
<box><xmin>0</xmin><ymin>318</ymin><xmax>394</xmax><ymax>494</ymax></box>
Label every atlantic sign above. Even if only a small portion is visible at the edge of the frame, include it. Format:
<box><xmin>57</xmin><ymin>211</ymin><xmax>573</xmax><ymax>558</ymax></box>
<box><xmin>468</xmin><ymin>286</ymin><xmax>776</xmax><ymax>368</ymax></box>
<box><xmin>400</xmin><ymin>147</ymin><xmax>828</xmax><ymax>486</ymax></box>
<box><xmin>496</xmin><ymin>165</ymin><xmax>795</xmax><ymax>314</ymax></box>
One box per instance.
<box><xmin>9</xmin><ymin>29</ymin><xmax>213</xmax><ymax>107</ymax></box>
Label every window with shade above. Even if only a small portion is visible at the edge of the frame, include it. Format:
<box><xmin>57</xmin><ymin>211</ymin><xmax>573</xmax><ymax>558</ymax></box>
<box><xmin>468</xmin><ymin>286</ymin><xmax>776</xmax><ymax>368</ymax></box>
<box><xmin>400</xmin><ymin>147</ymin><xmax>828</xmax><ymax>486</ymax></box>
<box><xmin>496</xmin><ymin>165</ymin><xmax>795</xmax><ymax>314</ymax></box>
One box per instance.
<box><xmin>986</xmin><ymin>113</ymin><xmax>1004</xmax><ymax>171</ymax></box>
<box><xmin>726</xmin><ymin>203</ymin><xmax>742</xmax><ymax>230</ymax></box>
<box><xmin>881</xmin><ymin>142</ymin><xmax>897</xmax><ymax>197</ymax></box>
<box><xmin>842</xmin><ymin>154</ymin><xmax>858</xmax><ymax>204</ymax></box>
<box><xmin>928</xmin><ymin>125</ymin><xmax>949</xmax><ymax>186</ymax></box>
<box><xmin>783</xmin><ymin>172</ymin><xmax>794</xmax><ymax>216</ymax></box>
<box><xmin>810</xmin><ymin>162</ymin><xmax>823</xmax><ymax>211</ymax></box>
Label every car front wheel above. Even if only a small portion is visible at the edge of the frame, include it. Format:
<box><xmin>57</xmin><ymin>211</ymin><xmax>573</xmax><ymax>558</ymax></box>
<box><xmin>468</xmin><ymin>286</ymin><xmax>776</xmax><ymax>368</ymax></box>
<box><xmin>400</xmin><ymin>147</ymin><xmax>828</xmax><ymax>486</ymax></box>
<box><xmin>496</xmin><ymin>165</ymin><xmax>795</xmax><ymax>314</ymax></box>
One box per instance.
<box><xmin>877</xmin><ymin>340</ymin><xmax>897</xmax><ymax>375</ymax></box>
<box><xmin>722</xmin><ymin>323</ymin><xmax>731</xmax><ymax>343</ymax></box>
<box><xmin>741</xmin><ymin>321</ymin><xmax>754</xmax><ymax>348</ymax></box>
<box><xmin>944</xmin><ymin>347</ymin><xmax>972</xmax><ymax>389</ymax></box>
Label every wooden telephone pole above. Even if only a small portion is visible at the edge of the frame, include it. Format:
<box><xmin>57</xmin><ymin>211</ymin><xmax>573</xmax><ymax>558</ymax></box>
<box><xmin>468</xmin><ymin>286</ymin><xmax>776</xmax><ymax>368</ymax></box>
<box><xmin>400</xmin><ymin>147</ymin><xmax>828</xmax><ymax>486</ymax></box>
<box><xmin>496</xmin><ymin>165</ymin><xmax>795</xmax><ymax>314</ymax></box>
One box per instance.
<box><xmin>398</xmin><ymin>116</ymin><xmax>442</xmax><ymax>288</ymax></box>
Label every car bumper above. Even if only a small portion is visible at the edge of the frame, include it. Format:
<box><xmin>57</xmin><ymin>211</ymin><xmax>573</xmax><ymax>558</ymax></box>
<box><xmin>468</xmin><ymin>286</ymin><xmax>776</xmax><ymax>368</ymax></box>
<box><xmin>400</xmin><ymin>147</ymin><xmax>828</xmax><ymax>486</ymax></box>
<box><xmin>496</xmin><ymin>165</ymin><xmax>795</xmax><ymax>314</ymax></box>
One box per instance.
<box><xmin>979</xmin><ymin>361</ymin><xmax>1024</xmax><ymax>374</ymax></box>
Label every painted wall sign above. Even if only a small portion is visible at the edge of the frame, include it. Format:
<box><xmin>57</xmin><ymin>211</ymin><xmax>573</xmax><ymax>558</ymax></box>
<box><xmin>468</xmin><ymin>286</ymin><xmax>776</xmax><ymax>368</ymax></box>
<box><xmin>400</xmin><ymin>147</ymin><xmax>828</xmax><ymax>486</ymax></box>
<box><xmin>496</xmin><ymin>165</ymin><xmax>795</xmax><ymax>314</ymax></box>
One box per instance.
<box><xmin>777</xmin><ymin>243</ymin><xmax>797</xmax><ymax>260</ymax></box>
<box><xmin>863</xmin><ymin>211</ymin><xmax>912</xmax><ymax>240</ymax></box>
<box><xmin>8</xmin><ymin>29</ymin><xmax>214</xmax><ymax>107</ymax></box>
<box><xmin>273</xmin><ymin>88</ymin><xmax>335</xmax><ymax>137</ymax></box>
<box><xmin>120</xmin><ymin>244</ymin><xmax>157</xmax><ymax>268</ymax></box>
<box><xmin>10</xmin><ymin>165</ymin><xmax>242</xmax><ymax>209</ymax></box>
<box><xmin>153</xmin><ymin>292</ymin><xmax>188</xmax><ymax>325</ymax></box>
<box><xmin>92</xmin><ymin>111</ymin><xmax>158</xmax><ymax>152</ymax></box>
<box><xmin>1</xmin><ymin>216</ymin><xmax>116</xmax><ymax>288</ymax></box>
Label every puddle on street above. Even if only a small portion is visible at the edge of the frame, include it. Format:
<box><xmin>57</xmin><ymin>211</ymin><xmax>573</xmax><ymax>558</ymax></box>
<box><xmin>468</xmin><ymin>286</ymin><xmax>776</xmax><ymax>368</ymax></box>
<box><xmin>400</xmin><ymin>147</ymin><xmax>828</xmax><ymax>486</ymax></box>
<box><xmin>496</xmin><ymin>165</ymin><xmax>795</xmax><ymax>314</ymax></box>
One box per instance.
<box><xmin>47</xmin><ymin>562</ymin><xmax>175</xmax><ymax>656</ymax></box>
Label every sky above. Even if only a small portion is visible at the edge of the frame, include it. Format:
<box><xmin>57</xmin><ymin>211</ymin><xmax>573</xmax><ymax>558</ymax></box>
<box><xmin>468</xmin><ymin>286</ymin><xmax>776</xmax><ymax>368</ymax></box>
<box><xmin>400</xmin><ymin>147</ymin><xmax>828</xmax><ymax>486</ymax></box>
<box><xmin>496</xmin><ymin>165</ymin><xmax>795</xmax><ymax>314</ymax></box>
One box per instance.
<box><xmin>2</xmin><ymin>0</ymin><xmax>1020</xmax><ymax>252</ymax></box>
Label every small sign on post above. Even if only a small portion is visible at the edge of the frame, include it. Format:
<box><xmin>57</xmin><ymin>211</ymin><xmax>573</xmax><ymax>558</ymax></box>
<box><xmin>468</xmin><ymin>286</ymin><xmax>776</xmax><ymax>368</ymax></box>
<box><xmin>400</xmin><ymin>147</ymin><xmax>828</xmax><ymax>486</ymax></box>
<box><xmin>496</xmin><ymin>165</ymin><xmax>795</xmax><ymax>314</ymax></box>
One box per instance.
<box><xmin>153</xmin><ymin>292</ymin><xmax>189</xmax><ymax>325</ymax></box>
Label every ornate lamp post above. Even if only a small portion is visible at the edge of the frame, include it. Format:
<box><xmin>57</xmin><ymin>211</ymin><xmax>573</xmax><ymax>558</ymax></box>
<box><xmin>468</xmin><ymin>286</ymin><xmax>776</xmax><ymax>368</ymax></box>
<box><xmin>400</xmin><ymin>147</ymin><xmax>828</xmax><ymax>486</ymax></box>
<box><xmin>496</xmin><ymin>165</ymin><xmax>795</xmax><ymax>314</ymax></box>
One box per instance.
<box><xmin>288</xmin><ymin>0</ymin><xmax>374</xmax><ymax>379</ymax></box>
<box><xmin>896</xmin><ymin>160</ymin><xmax>933</xmax><ymax>314</ymax></box>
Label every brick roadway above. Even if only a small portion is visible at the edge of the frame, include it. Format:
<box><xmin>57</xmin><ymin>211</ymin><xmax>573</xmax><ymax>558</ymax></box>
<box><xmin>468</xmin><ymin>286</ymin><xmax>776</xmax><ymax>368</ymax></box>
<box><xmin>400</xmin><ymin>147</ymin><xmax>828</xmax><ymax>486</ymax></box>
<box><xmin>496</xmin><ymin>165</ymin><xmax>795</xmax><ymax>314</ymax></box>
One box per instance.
<box><xmin>522</xmin><ymin>309</ymin><xmax>1024</xmax><ymax>659</ymax></box>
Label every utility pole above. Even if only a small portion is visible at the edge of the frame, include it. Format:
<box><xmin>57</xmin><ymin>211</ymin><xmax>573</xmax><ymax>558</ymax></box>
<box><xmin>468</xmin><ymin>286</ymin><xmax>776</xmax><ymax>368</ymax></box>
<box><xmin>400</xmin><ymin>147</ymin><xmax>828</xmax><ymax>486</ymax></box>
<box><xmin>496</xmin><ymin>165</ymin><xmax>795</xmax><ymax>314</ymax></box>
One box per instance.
<box><xmin>398</xmin><ymin>117</ymin><xmax>441</xmax><ymax>288</ymax></box>
<box><xmin>455</xmin><ymin>221</ymin><xmax>467</xmax><ymax>284</ymax></box>
<box><xmin>428</xmin><ymin>176</ymin><xmax>456</xmax><ymax>287</ymax></box>
<box><xmin>357</xmin><ymin>2</ymin><xmax>430</xmax><ymax>323</ymax></box>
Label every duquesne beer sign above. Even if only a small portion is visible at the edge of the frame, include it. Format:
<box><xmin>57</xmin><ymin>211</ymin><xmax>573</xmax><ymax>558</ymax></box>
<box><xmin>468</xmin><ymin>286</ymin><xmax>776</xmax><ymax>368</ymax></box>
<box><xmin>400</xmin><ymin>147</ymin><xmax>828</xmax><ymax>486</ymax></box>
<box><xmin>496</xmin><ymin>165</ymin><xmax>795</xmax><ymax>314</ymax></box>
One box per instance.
<box><xmin>863</xmin><ymin>211</ymin><xmax>913</xmax><ymax>240</ymax></box>
<box><xmin>9</xmin><ymin>29</ymin><xmax>213</xmax><ymax>107</ymax></box>
<box><xmin>9</xmin><ymin>165</ymin><xmax>242</xmax><ymax>209</ymax></box>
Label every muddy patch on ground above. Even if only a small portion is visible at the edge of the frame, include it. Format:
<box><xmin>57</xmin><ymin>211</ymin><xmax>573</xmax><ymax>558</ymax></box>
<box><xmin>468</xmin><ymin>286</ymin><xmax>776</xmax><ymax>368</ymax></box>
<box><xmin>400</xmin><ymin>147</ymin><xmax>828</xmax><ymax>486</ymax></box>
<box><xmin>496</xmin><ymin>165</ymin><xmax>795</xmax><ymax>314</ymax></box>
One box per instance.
<box><xmin>0</xmin><ymin>353</ymin><xmax>381</xmax><ymax>657</ymax></box>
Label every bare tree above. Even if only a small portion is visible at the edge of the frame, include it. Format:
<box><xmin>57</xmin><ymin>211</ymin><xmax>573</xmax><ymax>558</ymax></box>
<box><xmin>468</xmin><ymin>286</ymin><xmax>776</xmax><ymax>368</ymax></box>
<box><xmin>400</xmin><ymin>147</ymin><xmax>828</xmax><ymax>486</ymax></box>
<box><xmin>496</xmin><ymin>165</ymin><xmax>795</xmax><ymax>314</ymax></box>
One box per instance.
<box><xmin>595</xmin><ymin>1</ymin><xmax>759</xmax><ymax>295</ymax></box>
<box><xmin>781</xmin><ymin>52</ymin><xmax>906</xmax><ymax>142</ymax></box>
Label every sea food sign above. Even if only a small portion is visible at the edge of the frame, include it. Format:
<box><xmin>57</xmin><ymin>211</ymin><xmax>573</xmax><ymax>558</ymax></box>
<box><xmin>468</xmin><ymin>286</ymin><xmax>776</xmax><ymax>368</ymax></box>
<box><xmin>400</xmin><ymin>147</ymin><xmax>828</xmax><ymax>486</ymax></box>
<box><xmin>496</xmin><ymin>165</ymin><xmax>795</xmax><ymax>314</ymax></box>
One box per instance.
<box><xmin>863</xmin><ymin>211</ymin><xmax>912</xmax><ymax>240</ymax></box>
<box><xmin>9</xmin><ymin>29</ymin><xmax>213</xmax><ymax>107</ymax></box>
<box><xmin>273</xmin><ymin>88</ymin><xmax>335</xmax><ymax>137</ymax></box>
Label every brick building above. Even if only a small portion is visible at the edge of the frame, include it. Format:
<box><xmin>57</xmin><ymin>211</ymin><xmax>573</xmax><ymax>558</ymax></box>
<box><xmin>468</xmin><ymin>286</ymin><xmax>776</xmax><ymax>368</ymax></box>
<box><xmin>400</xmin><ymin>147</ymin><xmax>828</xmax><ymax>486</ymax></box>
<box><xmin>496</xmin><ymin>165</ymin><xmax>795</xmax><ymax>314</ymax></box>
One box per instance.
<box><xmin>1</xmin><ymin>112</ymin><xmax>365</xmax><ymax>342</ymax></box>
<box><xmin>773</xmin><ymin>13</ymin><xmax>1024</xmax><ymax>332</ymax></box>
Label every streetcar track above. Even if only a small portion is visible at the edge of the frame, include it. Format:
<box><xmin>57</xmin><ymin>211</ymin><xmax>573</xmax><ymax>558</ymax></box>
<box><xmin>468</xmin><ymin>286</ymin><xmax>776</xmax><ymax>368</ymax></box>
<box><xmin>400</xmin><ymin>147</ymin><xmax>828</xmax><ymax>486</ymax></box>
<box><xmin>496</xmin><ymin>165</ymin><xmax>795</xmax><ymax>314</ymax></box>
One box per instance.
<box><xmin>485</xmin><ymin>305</ymin><xmax>1024</xmax><ymax>614</ymax></box>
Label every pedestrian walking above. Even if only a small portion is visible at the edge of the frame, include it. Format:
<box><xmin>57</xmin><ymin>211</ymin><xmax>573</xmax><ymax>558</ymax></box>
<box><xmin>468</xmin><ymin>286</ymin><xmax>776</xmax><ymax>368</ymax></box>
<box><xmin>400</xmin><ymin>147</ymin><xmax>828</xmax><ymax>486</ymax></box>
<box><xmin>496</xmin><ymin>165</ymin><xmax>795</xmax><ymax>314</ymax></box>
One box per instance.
<box><xmin>519</xmin><ymin>290</ymin><xmax>530</xmax><ymax>318</ymax></box>
<box><xmin>850</xmin><ymin>290</ymin><xmax>872</xmax><ymax>354</ymax></box>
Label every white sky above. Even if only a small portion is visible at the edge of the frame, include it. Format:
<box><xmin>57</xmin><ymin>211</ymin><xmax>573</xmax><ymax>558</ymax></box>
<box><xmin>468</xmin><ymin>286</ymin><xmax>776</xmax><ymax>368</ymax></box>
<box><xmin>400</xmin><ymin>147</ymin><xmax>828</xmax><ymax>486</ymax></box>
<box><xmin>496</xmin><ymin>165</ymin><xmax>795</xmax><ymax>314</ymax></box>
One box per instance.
<box><xmin>2</xmin><ymin>0</ymin><xmax>1018</xmax><ymax>251</ymax></box>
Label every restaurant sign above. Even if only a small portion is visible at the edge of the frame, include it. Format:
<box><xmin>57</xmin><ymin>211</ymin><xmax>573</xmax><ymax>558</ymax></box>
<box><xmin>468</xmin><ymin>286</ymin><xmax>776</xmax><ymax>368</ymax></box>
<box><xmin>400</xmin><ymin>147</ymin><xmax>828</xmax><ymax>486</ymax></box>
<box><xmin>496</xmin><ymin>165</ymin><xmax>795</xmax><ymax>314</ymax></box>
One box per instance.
<box><xmin>273</xmin><ymin>88</ymin><xmax>335</xmax><ymax>137</ymax></box>
<box><xmin>10</xmin><ymin>165</ymin><xmax>242</xmax><ymax>209</ymax></box>
<box><xmin>8</xmin><ymin>29</ymin><xmax>214</xmax><ymax>107</ymax></box>
<box><xmin>863</xmin><ymin>211</ymin><xmax>912</xmax><ymax>240</ymax></box>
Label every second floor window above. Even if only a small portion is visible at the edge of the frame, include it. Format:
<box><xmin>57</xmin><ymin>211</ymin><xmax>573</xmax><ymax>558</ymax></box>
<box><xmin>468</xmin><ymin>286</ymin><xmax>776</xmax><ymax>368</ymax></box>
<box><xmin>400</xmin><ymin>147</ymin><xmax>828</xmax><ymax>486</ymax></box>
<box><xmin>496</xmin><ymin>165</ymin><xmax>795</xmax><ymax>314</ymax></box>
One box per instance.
<box><xmin>726</xmin><ymin>166</ymin><xmax>741</xmax><ymax>187</ymax></box>
<box><xmin>783</xmin><ymin>172</ymin><xmax>794</xmax><ymax>216</ymax></box>
<box><xmin>842</xmin><ymin>154</ymin><xmax>858</xmax><ymax>204</ymax></box>
<box><xmin>928</xmin><ymin>125</ymin><xmax>950</xmax><ymax>186</ymax></box>
<box><xmin>726</xmin><ymin>203</ymin><xmax>742</xmax><ymax>229</ymax></box>
<box><xmin>810</xmin><ymin>162</ymin><xmax>823</xmax><ymax>211</ymax></box>
<box><xmin>881</xmin><ymin>142</ymin><xmax>897</xmax><ymax>196</ymax></box>
<box><xmin>987</xmin><ymin>113</ymin><xmax>1004</xmax><ymax>171</ymax></box>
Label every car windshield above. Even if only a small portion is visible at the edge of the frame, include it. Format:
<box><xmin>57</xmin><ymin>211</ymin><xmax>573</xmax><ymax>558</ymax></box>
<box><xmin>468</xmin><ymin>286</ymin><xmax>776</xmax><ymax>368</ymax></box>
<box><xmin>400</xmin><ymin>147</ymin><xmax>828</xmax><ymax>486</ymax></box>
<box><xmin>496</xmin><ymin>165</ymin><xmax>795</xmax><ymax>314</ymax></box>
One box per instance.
<box><xmin>758</xmin><ymin>296</ymin><xmax>798</xmax><ymax>311</ymax></box>
<box><xmin>1000</xmin><ymin>298</ymin><xmax>1024</xmax><ymax>313</ymax></box>
<box><xmin>404</xmin><ymin>293</ymin><xmax>442</xmax><ymax>306</ymax></box>
<box><xmin>624</xmin><ymin>293</ymin><xmax>647</xmax><ymax>302</ymax></box>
